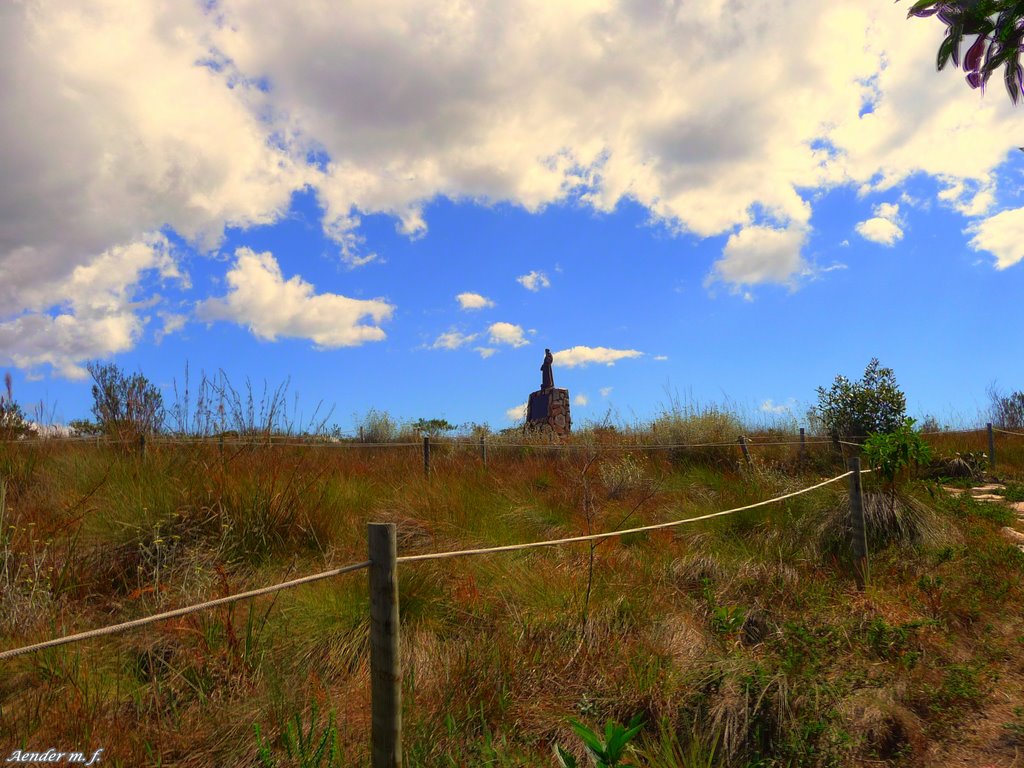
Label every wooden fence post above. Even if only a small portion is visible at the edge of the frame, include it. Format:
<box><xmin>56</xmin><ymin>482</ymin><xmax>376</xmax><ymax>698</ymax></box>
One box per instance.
<box><xmin>139</xmin><ymin>433</ymin><xmax>146</xmax><ymax>459</ymax></box>
<box><xmin>738</xmin><ymin>435</ymin><xmax>752</xmax><ymax>468</ymax></box>
<box><xmin>219</xmin><ymin>434</ymin><xmax>224</xmax><ymax>459</ymax></box>
<box><xmin>368</xmin><ymin>523</ymin><xmax>402</xmax><ymax>768</ymax></box>
<box><xmin>987</xmin><ymin>422</ymin><xmax>996</xmax><ymax>469</ymax></box>
<box><xmin>848</xmin><ymin>456</ymin><xmax>869</xmax><ymax>591</ymax></box>
<box><xmin>799</xmin><ymin>427</ymin><xmax>806</xmax><ymax>466</ymax></box>
<box><xmin>360</xmin><ymin>426</ymin><xmax>365</xmax><ymax>443</ymax></box>
<box><xmin>422</xmin><ymin>435</ymin><xmax>430</xmax><ymax>478</ymax></box>
<box><xmin>479</xmin><ymin>435</ymin><xmax>487</xmax><ymax>469</ymax></box>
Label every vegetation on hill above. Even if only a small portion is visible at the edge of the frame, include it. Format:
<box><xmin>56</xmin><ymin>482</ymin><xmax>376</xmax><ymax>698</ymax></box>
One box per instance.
<box><xmin>1</xmin><ymin>365</ymin><xmax>1024</xmax><ymax>765</ymax></box>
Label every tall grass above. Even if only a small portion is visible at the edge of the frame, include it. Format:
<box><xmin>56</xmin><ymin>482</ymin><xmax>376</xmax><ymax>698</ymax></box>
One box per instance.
<box><xmin>2</xmin><ymin>399</ymin><xmax>1024</xmax><ymax>765</ymax></box>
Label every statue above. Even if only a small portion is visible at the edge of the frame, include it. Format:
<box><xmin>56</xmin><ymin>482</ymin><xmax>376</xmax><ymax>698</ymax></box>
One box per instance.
<box><xmin>541</xmin><ymin>348</ymin><xmax>554</xmax><ymax>390</ymax></box>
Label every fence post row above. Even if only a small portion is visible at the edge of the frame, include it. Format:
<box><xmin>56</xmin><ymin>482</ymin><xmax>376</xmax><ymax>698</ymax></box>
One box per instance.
<box><xmin>422</xmin><ymin>435</ymin><xmax>430</xmax><ymax>478</ymax></box>
<box><xmin>848</xmin><ymin>456</ymin><xmax>869</xmax><ymax>591</ymax></box>
<box><xmin>988</xmin><ymin>422</ymin><xmax>996</xmax><ymax>469</ymax></box>
<box><xmin>368</xmin><ymin>523</ymin><xmax>402</xmax><ymax>768</ymax></box>
<box><xmin>738</xmin><ymin>435</ymin><xmax>752</xmax><ymax>467</ymax></box>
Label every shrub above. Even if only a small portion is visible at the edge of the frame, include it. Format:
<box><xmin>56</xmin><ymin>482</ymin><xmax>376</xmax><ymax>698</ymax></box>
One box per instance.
<box><xmin>0</xmin><ymin>372</ymin><xmax>34</xmax><ymax>440</ymax></box>
<box><xmin>354</xmin><ymin>408</ymin><xmax>401</xmax><ymax>443</ymax></box>
<box><xmin>86</xmin><ymin>361</ymin><xmax>165</xmax><ymax>439</ymax></box>
<box><xmin>814</xmin><ymin>359</ymin><xmax>906</xmax><ymax>443</ymax></box>
<box><xmin>988</xmin><ymin>385</ymin><xmax>1024</xmax><ymax>429</ymax></box>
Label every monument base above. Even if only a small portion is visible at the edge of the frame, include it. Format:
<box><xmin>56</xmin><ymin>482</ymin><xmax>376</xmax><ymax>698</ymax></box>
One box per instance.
<box><xmin>525</xmin><ymin>387</ymin><xmax>571</xmax><ymax>438</ymax></box>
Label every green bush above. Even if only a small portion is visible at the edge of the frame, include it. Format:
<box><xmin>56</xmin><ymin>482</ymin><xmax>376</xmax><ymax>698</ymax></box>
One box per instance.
<box><xmin>814</xmin><ymin>358</ymin><xmax>906</xmax><ymax>443</ymax></box>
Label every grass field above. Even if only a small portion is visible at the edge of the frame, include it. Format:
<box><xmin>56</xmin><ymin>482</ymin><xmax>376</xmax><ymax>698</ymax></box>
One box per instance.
<box><xmin>2</xmin><ymin>418</ymin><xmax>1024</xmax><ymax>766</ymax></box>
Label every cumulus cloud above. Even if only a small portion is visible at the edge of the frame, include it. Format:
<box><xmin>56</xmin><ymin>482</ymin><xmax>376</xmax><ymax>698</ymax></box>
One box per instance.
<box><xmin>965</xmin><ymin>207</ymin><xmax>1024</xmax><ymax>269</ymax></box>
<box><xmin>475</xmin><ymin>346</ymin><xmax>496</xmax><ymax>358</ymax></box>
<box><xmin>431</xmin><ymin>330</ymin><xmax>478</xmax><ymax>349</ymax></box>
<box><xmin>456</xmin><ymin>292</ymin><xmax>495</xmax><ymax>310</ymax></box>
<box><xmin>506</xmin><ymin>402</ymin><xmax>527</xmax><ymax>422</ymax></box>
<box><xmin>197</xmin><ymin>248</ymin><xmax>394</xmax><ymax>347</ymax></box>
<box><xmin>599</xmin><ymin>387</ymin><xmax>613</xmax><ymax>397</ymax></box>
<box><xmin>707</xmin><ymin>225</ymin><xmax>809</xmax><ymax>289</ymax></box>
<box><xmin>488</xmin><ymin>322</ymin><xmax>529</xmax><ymax>347</ymax></box>
<box><xmin>653</xmin><ymin>355</ymin><xmax>668</xmax><ymax>361</ymax></box>
<box><xmin>553</xmin><ymin>346</ymin><xmax>642</xmax><ymax>368</ymax></box>
<box><xmin>516</xmin><ymin>271</ymin><xmax>551</xmax><ymax>292</ymax></box>
<box><xmin>855</xmin><ymin>201</ymin><xmax>903</xmax><ymax>246</ymax></box>
<box><xmin>574</xmin><ymin>393</ymin><xmax>588</xmax><ymax>406</ymax></box>
<box><xmin>0</xmin><ymin>3</ymin><xmax>306</xmax><ymax>310</ymax></box>
<box><xmin>760</xmin><ymin>399</ymin><xmax>794</xmax><ymax>414</ymax></box>
<box><xmin>0</xmin><ymin>235</ymin><xmax>185</xmax><ymax>378</ymax></box>
<box><xmin>6</xmin><ymin>0</ymin><xmax>1024</xmax><ymax>379</ymax></box>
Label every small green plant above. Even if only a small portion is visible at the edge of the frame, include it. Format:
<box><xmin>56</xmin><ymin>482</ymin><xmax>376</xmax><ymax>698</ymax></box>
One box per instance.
<box><xmin>1002</xmin><ymin>705</ymin><xmax>1024</xmax><ymax>744</ymax></box>
<box><xmin>254</xmin><ymin>701</ymin><xmax>342</xmax><ymax>768</ymax></box>
<box><xmin>1002</xmin><ymin>482</ymin><xmax>1024</xmax><ymax>502</ymax></box>
<box><xmin>701</xmin><ymin>577</ymin><xmax>746</xmax><ymax>636</ymax></box>
<box><xmin>555</xmin><ymin>713</ymin><xmax>645</xmax><ymax>767</ymax></box>
<box><xmin>863</xmin><ymin>418</ymin><xmax>932</xmax><ymax>489</ymax></box>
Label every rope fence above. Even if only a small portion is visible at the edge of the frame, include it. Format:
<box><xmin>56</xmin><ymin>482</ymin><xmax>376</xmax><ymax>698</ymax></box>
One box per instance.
<box><xmin>0</xmin><ymin>426</ymin><xmax>1006</xmax><ymax>450</ymax></box>
<box><xmin>0</xmin><ymin>561</ymin><xmax>371</xmax><ymax>662</ymax></box>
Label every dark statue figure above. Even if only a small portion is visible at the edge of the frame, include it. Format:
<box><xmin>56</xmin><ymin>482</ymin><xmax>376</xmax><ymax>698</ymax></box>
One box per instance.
<box><xmin>541</xmin><ymin>348</ymin><xmax>554</xmax><ymax>390</ymax></box>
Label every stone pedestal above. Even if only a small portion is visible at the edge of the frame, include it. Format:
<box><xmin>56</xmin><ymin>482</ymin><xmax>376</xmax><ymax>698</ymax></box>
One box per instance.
<box><xmin>526</xmin><ymin>387</ymin><xmax>571</xmax><ymax>438</ymax></box>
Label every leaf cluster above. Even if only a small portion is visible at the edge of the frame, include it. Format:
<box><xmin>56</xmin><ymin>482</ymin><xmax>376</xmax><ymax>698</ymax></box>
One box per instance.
<box><xmin>862</xmin><ymin>417</ymin><xmax>933</xmax><ymax>488</ymax></box>
<box><xmin>556</xmin><ymin>714</ymin><xmax>645</xmax><ymax>767</ymax></box>
<box><xmin>903</xmin><ymin>0</ymin><xmax>1024</xmax><ymax>104</ymax></box>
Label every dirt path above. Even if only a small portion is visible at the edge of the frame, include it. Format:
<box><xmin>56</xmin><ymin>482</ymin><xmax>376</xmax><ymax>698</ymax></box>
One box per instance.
<box><xmin>941</xmin><ymin>483</ymin><xmax>1024</xmax><ymax>551</ymax></box>
<box><xmin>929</xmin><ymin>483</ymin><xmax>1024</xmax><ymax>767</ymax></box>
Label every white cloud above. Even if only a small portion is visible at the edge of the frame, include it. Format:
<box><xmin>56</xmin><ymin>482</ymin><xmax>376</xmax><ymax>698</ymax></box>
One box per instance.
<box><xmin>506</xmin><ymin>402</ymin><xmax>527</xmax><ymax>422</ymax></box>
<box><xmin>965</xmin><ymin>207</ymin><xmax>1024</xmax><ymax>269</ymax></box>
<box><xmin>0</xmin><ymin>2</ymin><xmax>306</xmax><ymax>319</ymax></box>
<box><xmin>431</xmin><ymin>330</ymin><xmax>478</xmax><ymax>349</ymax></box>
<box><xmin>0</xmin><ymin>235</ymin><xmax>185</xmax><ymax>378</ymax></box>
<box><xmin>708</xmin><ymin>225</ymin><xmax>809</xmax><ymax>289</ymax></box>
<box><xmin>760</xmin><ymin>398</ymin><xmax>794</xmax><ymax>414</ymax></box>
<box><xmin>937</xmin><ymin>177</ymin><xmax>996</xmax><ymax>217</ymax></box>
<box><xmin>456</xmin><ymin>292</ymin><xmax>495</xmax><ymax>310</ymax></box>
<box><xmin>6</xmin><ymin>0</ymin><xmax>1024</xmax><ymax>379</ymax></box>
<box><xmin>599</xmin><ymin>387</ymin><xmax>613</xmax><ymax>398</ymax></box>
<box><xmin>516</xmin><ymin>271</ymin><xmax>551</xmax><ymax>292</ymax></box>
<box><xmin>155</xmin><ymin>312</ymin><xmax>188</xmax><ymax>343</ymax></box>
<box><xmin>487</xmin><ymin>322</ymin><xmax>529</xmax><ymax>347</ymax></box>
<box><xmin>653</xmin><ymin>355</ymin><xmax>668</xmax><ymax>361</ymax></box>
<box><xmin>554</xmin><ymin>346</ymin><xmax>642</xmax><ymax>368</ymax></box>
<box><xmin>574</xmin><ymin>393</ymin><xmax>588</xmax><ymax>406</ymax></box>
<box><xmin>475</xmin><ymin>346</ymin><xmax>497</xmax><ymax>358</ymax></box>
<box><xmin>197</xmin><ymin>248</ymin><xmax>394</xmax><ymax>347</ymax></box>
<box><xmin>855</xmin><ymin>201</ymin><xmax>903</xmax><ymax>246</ymax></box>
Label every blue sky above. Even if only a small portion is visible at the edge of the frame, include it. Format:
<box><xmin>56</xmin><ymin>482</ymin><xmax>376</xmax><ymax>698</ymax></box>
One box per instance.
<box><xmin>2</xmin><ymin>1</ymin><xmax>1023</xmax><ymax>433</ymax></box>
